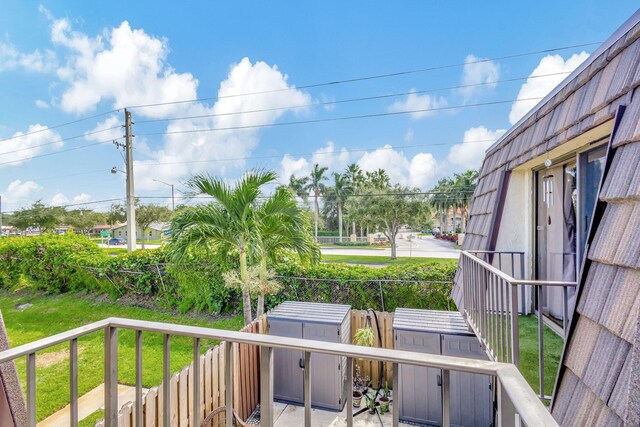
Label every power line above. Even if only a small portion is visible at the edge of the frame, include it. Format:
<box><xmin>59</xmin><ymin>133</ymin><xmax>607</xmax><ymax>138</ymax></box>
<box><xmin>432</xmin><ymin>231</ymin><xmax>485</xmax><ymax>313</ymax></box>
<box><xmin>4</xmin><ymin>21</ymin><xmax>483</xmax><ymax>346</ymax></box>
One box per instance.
<box><xmin>134</xmin><ymin>71</ymin><xmax>571</xmax><ymax>125</ymax></box>
<box><xmin>136</xmin><ymin>97</ymin><xmax>543</xmax><ymax>138</ymax></box>
<box><xmin>0</xmin><ymin>125</ymin><xmax>123</xmax><ymax>157</ymax></box>
<box><xmin>1</xmin><ymin>198</ymin><xmax>125</xmax><ymax>215</ymax></box>
<box><xmin>0</xmin><ymin>138</ymin><xmax>121</xmax><ymax>167</ymax></box>
<box><xmin>133</xmin><ymin>138</ymin><xmax>498</xmax><ymax>167</ymax></box>
<box><xmin>0</xmin><ymin>109</ymin><xmax>120</xmax><ymax>144</ymax></box>
<box><xmin>126</xmin><ymin>42</ymin><xmax>599</xmax><ymax>111</ymax></box>
<box><xmin>0</xmin><ymin>41</ymin><xmax>597</xmax><ymax>144</ymax></box>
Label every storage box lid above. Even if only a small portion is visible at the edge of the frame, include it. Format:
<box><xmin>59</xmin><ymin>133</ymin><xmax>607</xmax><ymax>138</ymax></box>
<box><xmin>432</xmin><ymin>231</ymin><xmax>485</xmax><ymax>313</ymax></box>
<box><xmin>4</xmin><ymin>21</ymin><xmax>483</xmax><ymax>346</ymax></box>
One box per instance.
<box><xmin>268</xmin><ymin>301</ymin><xmax>350</xmax><ymax>324</ymax></box>
<box><xmin>393</xmin><ymin>308</ymin><xmax>471</xmax><ymax>335</ymax></box>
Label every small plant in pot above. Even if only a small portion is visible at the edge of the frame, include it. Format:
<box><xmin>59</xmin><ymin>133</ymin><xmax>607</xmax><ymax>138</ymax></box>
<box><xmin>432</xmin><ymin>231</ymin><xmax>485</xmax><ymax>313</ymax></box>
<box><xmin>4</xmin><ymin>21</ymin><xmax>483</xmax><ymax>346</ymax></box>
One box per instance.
<box><xmin>352</xmin><ymin>366</ymin><xmax>369</xmax><ymax>408</ymax></box>
<box><xmin>378</xmin><ymin>381</ymin><xmax>390</xmax><ymax>414</ymax></box>
<box><xmin>365</xmin><ymin>388</ymin><xmax>378</xmax><ymax>415</ymax></box>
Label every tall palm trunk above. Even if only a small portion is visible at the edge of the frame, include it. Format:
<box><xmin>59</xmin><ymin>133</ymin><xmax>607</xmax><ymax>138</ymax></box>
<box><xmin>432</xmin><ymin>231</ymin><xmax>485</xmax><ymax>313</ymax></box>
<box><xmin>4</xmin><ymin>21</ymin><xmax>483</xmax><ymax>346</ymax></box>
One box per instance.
<box><xmin>314</xmin><ymin>191</ymin><xmax>319</xmax><ymax>239</ymax></box>
<box><xmin>352</xmin><ymin>221</ymin><xmax>356</xmax><ymax>237</ymax></box>
<box><xmin>338</xmin><ymin>203</ymin><xmax>343</xmax><ymax>242</ymax></box>
<box><xmin>239</xmin><ymin>248</ymin><xmax>252</xmax><ymax>325</ymax></box>
<box><xmin>256</xmin><ymin>255</ymin><xmax>267</xmax><ymax>318</ymax></box>
<box><xmin>452</xmin><ymin>204</ymin><xmax>457</xmax><ymax>234</ymax></box>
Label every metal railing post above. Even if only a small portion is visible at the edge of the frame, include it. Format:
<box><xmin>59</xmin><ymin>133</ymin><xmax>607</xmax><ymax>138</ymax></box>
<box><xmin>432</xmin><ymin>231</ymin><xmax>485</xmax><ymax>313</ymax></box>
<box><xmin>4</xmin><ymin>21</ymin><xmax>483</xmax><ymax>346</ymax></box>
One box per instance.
<box><xmin>105</xmin><ymin>326</ymin><xmax>118</xmax><ymax>427</ymax></box>
<box><xmin>163</xmin><ymin>334</ymin><xmax>170</xmax><ymax>427</ymax></box>
<box><xmin>260</xmin><ymin>346</ymin><xmax>274</xmax><ymax>427</ymax></box>
<box><xmin>225</xmin><ymin>342</ymin><xmax>234</xmax><ymax>427</ymax></box>
<box><xmin>27</xmin><ymin>352</ymin><xmax>36</xmax><ymax>427</ymax></box>
<box><xmin>346</xmin><ymin>357</ymin><xmax>353</xmax><ymax>427</ymax></box>
<box><xmin>303</xmin><ymin>351</ymin><xmax>311</xmax><ymax>427</ymax></box>
<box><xmin>70</xmin><ymin>338</ymin><xmax>79</xmax><ymax>427</ymax></box>
<box><xmin>442</xmin><ymin>369</ymin><xmax>450</xmax><ymax>427</ymax></box>
<box><xmin>562</xmin><ymin>286</ymin><xmax>569</xmax><ymax>337</ymax></box>
<box><xmin>135</xmin><ymin>330</ymin><xmax>142</xmax><ymax>427</ymax></box>
<box><xmin>193</xmin><ymin>337</ymin><xmax>201</xmax><ymax>427</ymax></box>
<box><xmin>392</xmin><ymin>363</ymin><xmax>399</xmax><ymax>427</ymax></box>
<box><xmin>510</xmin><ymin>284</ymin><xmax>520</xmax><ymax>367</ymax></box>
<box><xmin>536</xmin><ymin>286</ymin><xmax>544</xmax><ymax>399</ymax></box>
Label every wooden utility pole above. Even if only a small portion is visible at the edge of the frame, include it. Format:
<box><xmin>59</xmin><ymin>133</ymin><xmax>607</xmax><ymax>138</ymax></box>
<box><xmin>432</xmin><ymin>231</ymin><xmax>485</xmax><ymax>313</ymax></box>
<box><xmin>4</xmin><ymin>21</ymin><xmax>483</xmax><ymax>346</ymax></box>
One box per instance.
<box><xmin>125</xmin><ymin>109</ymin><xmax>137</xmax><ymax>252</ymax></box>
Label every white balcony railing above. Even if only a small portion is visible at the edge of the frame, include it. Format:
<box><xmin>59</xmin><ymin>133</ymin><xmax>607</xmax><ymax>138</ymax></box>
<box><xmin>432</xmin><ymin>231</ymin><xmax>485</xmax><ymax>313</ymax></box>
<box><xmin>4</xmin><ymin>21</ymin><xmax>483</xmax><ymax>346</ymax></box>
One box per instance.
<box><xmin>0</xmin><ymin>316</ymin><xmax>558</xmax><ymax>427</ymax></box>
<box><xmin>458</xmin><ymin>250</ymin><xmax>576</xmax><ymax>399</ymax></box>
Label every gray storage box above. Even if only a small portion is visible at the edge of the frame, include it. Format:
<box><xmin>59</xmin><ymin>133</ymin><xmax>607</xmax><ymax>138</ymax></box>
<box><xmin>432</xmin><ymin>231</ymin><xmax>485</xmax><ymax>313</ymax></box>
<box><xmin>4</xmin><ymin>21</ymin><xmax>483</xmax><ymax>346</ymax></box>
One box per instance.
<box><xmin>268</xmin><ymin>301</ymin><xmax>351</xmax><ymax>411</ymax></box>
<box><xmin>394</xmin><ymin>308</ymin><xmax>493</xmax><ymax>427</ymax></box>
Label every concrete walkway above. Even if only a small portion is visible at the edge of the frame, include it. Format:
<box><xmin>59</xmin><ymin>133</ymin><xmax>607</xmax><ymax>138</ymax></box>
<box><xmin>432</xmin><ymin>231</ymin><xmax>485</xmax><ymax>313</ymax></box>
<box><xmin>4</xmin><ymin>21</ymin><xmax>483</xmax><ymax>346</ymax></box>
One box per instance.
<box><xmin>38</xmin><ymin>384</ymin><xmax>146</xmax><ymax>427</ymax></box>
<box><xmin>321</xmin><ymin>234</ymin><xmax>460</xmax><ymax>259</ymax></box>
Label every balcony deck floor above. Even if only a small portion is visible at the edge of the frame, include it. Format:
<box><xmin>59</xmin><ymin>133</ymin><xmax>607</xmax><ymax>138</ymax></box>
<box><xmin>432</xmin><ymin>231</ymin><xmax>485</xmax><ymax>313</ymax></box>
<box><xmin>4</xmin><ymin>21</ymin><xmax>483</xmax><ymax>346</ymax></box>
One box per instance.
<box><xmin>272</xmin><ymin>401</ymin><xmax>412</xmax><ymax>427</ymax></box>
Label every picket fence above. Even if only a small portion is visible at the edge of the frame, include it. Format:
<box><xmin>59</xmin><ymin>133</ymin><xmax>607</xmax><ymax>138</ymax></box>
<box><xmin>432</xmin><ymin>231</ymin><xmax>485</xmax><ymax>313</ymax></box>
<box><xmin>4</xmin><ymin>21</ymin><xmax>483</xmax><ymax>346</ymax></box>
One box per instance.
<box><xmin>96</xmin><ymin>310</ymin><xmax>397</xmax><ymax>426</ymax></box>
<box><xmin>96</xmin><ymin>315</ymin><xmax>266</xmax><ymax>427</ymax></box>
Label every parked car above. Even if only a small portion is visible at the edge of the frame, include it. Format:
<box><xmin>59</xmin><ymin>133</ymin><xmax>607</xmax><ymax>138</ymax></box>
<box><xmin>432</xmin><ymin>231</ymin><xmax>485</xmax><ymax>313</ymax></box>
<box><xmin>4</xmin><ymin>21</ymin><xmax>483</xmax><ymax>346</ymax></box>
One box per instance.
<box><xmin>107</xmin><ymin>237</ymin><xmax>126</xmax><ymax>245</ymax></box>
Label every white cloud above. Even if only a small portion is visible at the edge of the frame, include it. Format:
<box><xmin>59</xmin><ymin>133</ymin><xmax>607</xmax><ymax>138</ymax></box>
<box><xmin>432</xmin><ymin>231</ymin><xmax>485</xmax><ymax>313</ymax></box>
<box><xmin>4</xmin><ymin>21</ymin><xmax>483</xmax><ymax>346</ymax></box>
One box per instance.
<box><xmin>49</xmin><ymin>18</ymin><xmax>198</xmax><ymax>117</ymax></box>
<box><xmin>409</xmin><ymin>153</ymin><xmax>438</xmax><ymax>188</ymax></box>
<box><xmin>404</xmin><ymin>128</ymin><xmax>414</xmax><ymax>143</ymax></box>
<box><xmin>51</xmin><ymin>193</ymin><xmax>69</xmax><ymax>206</ymax></box>
<box><xmin>85</xmin><ymin>115</ymin><xmax>122</xmax><ymax>141</ymax></box>
<box><xmin>35</xmin><ymin>99</ymin><xmax>50</xmax><ymax>109</ymax></box>
<box><xmin>0</xmin><ymin>125</ymin><xmax>63</xmax><ymax>167</ymax></box>
<box><xmin>280</xmin><ymin>155</ymin><xmax>310</xmax><ymax>180</ymax></box>
<box><xmin>459</xmin><ymin>54</ymin><xmax>499</xmax><ymax>99</ymax></box>
<box><xmin>509</xmin><ymin>52</ymin><xmax>589</xmax><ymax>125</ymax></box>
<box><xmin>388</xmin><ymin>90</ymin><xmax>447</xmax><ymax>119</ymax></box>
<box><xmin>280</xmin><ymin>141</ymin><xmax>352</xmax><ymax>181</ymax></box>
<box><xmin>358</xmin><ymin>145</ymin><xmax>437</xmax><ymax>189</ymax></box>
<box><xmin>72</xmin><ymin>193</ymin><xmax>92</xmax><ymax>204</ymax></box>
<box><xmin>447</xmin><ymin>126</ymin><xmax>507</xmax><ymax>170</ymax></box>
<box><xmin>134</xmin><ymin>57</ymin><xmax>311</xmax><ymax>191</ymax></box>
<box><xmin>0</xmin><ymin>41</ymin><xmax>57</xmax><ymax>73</ymax></box>
<box><xmin>1</xmin><ymin>180</ymin><xmax>42</xmax><ymax>209</ymax></box>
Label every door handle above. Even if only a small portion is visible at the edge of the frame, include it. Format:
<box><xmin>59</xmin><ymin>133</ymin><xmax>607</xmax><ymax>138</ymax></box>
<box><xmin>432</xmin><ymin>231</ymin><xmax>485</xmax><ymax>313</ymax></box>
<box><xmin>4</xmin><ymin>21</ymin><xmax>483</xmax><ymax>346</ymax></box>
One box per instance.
<box><xmin>437</xmin><ymin>374</ymin><xmax>441</xmax><ymax>387</ymax></box>
<box><xmin>299</xmin><ymin>358</ymin><xmax>305</xmax><ymax>369</ymax></box>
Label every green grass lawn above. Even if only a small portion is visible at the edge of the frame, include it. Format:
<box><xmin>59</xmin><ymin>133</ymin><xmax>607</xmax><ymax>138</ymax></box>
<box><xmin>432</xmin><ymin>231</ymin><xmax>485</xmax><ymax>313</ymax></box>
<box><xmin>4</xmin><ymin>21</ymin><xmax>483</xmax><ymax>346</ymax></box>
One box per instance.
<box><xmin>0</xmin><ymin>292</ymin><xmax>243</xmax><ymax>421</ymax></box>
<box><xmin>518</xmin><ymin>315</ymin><xmax>564</xmax><ymax>397</ymax></box>
<box><xmin>100</xmin><ymin>247</ymin><xmax>128</xmax><ymax>256</ymax></box>
<box><xmin>321</xmin><ymin>254</ymin><xmax>458</xmax><ymax>267</ymax></box>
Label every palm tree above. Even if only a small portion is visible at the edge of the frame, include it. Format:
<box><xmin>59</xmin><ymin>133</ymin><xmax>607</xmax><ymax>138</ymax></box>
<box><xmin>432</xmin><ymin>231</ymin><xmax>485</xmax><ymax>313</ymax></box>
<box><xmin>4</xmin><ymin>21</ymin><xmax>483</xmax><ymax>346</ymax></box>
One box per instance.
<box><xmin>170</xmin><ymin>170</ymin><xmax>277</xmax><ymax>324</ymax></box>
<box><xmin>366</xmin><ymin>169</ymin><xmax>391</xmax><ymax>189</ymax></box>
<box><xmin>253</xmin><ymin>187</ymin><xmax>319</xmax><ymax>316</ymax></box>
<box><xmin>345</xmin><ymin>163</ymin><xmax>364</xmax><ymax>236</ymax></box>
<box><xmin>305</xmin><ymin>164</ymin><xmax>328</xmax><ymax>239</ymax></box>
<box><xmin>330</xmin><ymin>173</ymin><xmax>354</xmax><ymax>242</ymax></box>
<box><xmin>454</xmin><ymin>170</ymin><xmax>479</xmax><ymax>231</ymax></box>
<box><xmin>287</xmin><ymin>174</ymin><xmax>310</xmax><ymax>203</ymax></box>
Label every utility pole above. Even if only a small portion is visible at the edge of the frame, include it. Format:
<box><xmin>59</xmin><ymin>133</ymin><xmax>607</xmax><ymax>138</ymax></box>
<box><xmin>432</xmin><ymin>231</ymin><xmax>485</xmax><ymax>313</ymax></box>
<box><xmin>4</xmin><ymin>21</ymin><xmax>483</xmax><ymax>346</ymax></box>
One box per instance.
<box><xmin>153</xmin><ymin>179</ymin><xmax>175</xmax><ymax>211</ymax></box>
<box><xmin>125</xmin><ymin>109</ymin><xmax>137</xmax><ymax>252</ymax></box>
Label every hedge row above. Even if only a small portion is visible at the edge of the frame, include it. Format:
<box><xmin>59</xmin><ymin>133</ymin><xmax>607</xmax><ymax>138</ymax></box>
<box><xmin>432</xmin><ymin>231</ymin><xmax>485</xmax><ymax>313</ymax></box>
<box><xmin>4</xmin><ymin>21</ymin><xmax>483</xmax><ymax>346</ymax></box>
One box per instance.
<box><xmin>0</xmin><ymin>234</ymin><xmax>456</xmax><ymax>314</ymax></box>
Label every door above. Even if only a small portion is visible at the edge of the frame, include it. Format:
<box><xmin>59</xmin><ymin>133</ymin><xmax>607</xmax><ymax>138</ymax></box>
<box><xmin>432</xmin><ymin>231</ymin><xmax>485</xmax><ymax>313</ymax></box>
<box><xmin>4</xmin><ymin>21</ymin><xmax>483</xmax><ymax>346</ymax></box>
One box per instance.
<box><xmin>270</xmin><ymin>319</ymin><xmax>304</xmax><ymax>403</ymax></box>
<box><xmin>303</xmin><ymin>322</ymin><xmax>342</xmax><ymax>410</ymax></box>
<box><xmin>442</xmin><ymin>335</ymin><xmax>493</xmax><ymax>427</ymax></box>
<box><xmin>395</xmin><ymin>330</ymin><xmax>442</xmax><ymax>425</ymax></box>
<box><xmin>535</xmin><ymin>163</ymin><xmax>576</xmax><ymax>320</ymax></box>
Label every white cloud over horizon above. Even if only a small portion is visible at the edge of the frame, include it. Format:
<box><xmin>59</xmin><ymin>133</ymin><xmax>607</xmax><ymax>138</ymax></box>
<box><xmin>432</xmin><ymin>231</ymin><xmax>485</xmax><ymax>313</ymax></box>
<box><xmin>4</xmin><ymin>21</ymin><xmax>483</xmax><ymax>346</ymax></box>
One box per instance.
<box><xmin>1</xmin><ymin>180</ymin><xmax>42</xmax><ymax>209</ymax></box>
<box><xmin>0</xmin><ymin>125</ymin><xmax>63</xmax><ymax>167</ymax></box>
<box><xmin>509</xmin><ymin>52</ymin><xmax>589</xmax><ymax>125</ymax></box>
<box><xmin>458</xmin><ymin>54</ymin><xmax>500</xmax><ymax>99</ymax></box>
<box><xmin>447</xmin><ymin>126</ymin><xmax>506</xmax><ymax>170</ymax></box>
<box><xmin>388</xmin><ymin>90</ymin><xmax>447</xmax><ymax>119</ymax></box>
<box><xmin>0</xmin><ymin>41</ymin><xmax>57</xmax><ymax>73</ymax></box>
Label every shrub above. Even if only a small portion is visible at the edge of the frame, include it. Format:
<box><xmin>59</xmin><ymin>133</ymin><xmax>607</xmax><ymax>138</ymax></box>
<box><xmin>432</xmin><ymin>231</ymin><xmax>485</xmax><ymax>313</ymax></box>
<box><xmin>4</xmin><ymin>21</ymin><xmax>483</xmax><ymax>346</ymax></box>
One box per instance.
<box><xmin>334</xmin><ymin>241</ymin><xmax>370</xmax><ymax>247</ymax></box>
<box><xmin>0</xmin><ymin>233</ymin><xmax>106</xmax><ymax>293</ymax></box>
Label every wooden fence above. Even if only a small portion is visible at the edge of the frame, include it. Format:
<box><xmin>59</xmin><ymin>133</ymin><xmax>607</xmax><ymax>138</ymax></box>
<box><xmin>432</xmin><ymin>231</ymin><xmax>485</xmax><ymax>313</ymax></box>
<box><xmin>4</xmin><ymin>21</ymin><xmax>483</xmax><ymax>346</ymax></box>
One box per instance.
<box><xmin>351</xmin><ymin>310</ymin><xmax>395</xmax><ymax>387</ymax></box>
<box><xmin>97</xmin><ymin>315</ymin><xmax>266</xmax><ymax>427</ymax></box>
<box><xmin>97</xmin><ymin>310</ymin><xmax>398</xmax><ymax>426</ymax></box>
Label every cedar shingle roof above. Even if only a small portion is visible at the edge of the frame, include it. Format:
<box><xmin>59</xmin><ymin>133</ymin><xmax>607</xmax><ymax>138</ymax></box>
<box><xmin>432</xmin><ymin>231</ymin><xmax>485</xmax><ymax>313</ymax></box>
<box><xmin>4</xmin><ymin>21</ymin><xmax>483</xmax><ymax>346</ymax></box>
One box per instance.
<box><xmin>453</xmin><ymin>9</ymin><xmax>640</xmax><ymax>425</ymax></box>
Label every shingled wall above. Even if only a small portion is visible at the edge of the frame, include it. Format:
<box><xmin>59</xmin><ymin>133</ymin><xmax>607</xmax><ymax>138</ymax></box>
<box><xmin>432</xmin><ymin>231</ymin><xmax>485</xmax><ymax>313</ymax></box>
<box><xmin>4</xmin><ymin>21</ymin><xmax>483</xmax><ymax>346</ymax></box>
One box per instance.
<box><xmin>452</xmin><ymin>10</ymin><xmax>640</xmax><ymax>426</ymax></box>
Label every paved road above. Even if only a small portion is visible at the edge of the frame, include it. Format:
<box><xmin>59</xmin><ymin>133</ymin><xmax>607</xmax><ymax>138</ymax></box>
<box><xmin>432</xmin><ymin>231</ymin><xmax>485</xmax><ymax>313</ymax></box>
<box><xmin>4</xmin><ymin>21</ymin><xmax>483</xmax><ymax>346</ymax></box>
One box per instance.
<box><xmin>321</xmin><ymin>234</ymin><xmax>460</xmax><ymax>259</ymax></box>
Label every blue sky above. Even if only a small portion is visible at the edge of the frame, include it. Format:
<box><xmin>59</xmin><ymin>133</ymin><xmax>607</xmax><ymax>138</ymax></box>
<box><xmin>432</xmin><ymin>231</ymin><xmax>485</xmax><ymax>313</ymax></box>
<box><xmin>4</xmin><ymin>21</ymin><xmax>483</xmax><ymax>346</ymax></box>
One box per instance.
<box><xmin>0</xmin><ymin>1</ymin><xmax>637</xmax><ymax>212</ymax></box>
